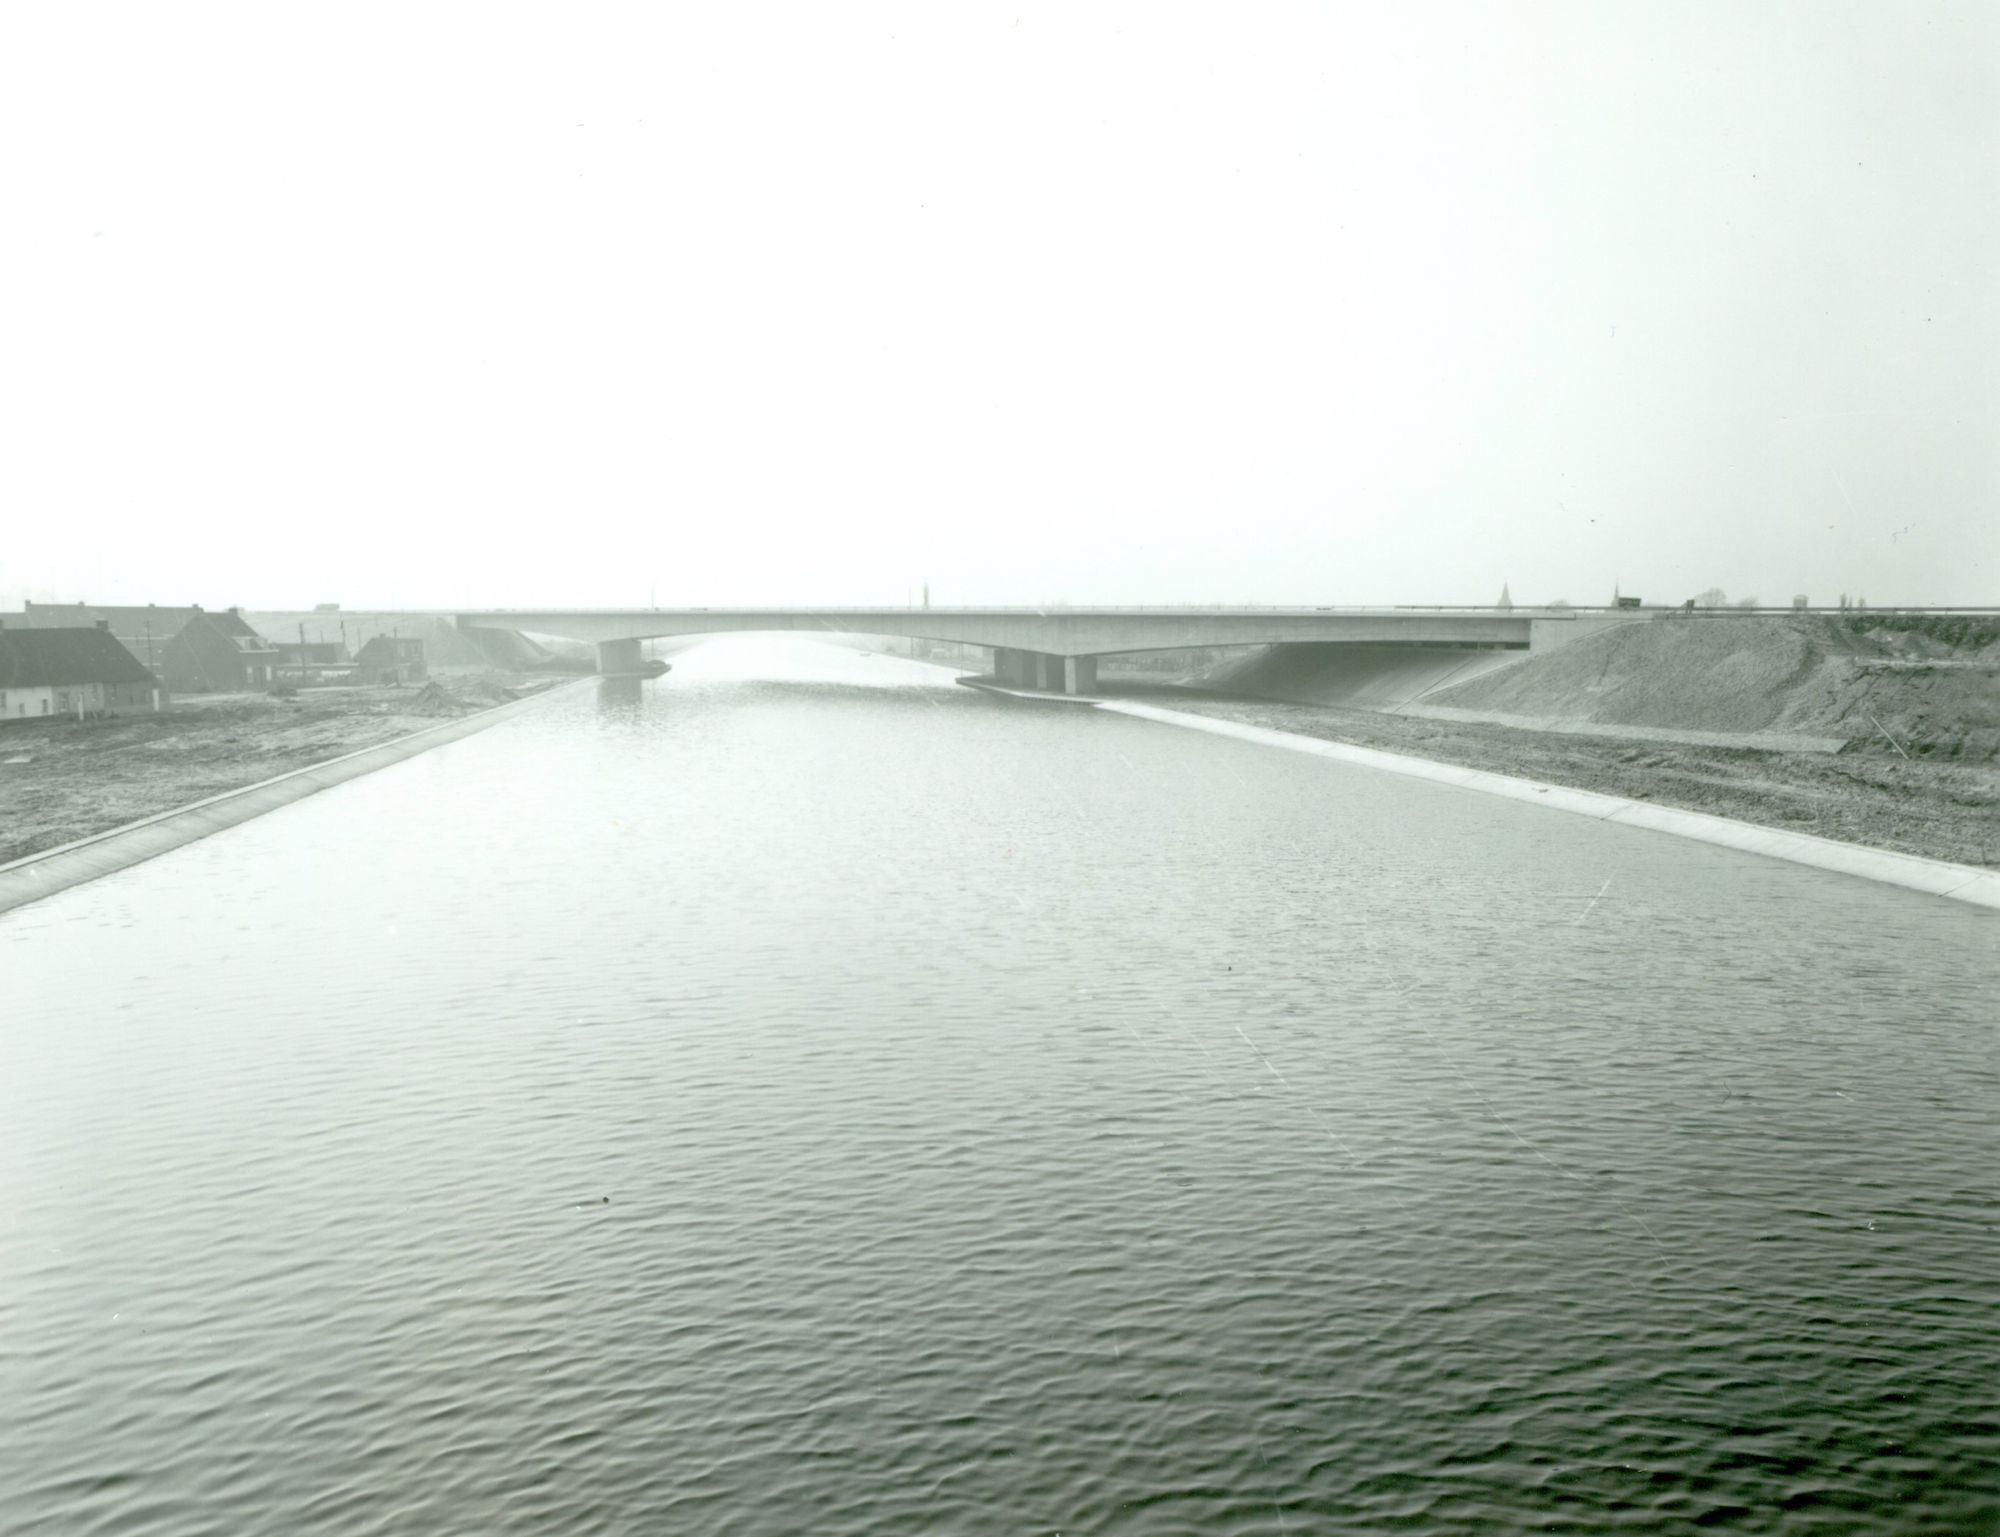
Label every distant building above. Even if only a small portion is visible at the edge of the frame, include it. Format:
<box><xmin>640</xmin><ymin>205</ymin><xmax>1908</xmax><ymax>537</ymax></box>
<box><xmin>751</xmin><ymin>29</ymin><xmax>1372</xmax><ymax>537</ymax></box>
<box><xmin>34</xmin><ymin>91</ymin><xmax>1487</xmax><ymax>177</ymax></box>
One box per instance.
<box><xmin>159</xmin><ymin>611</ymin><xmax>281</xmax><ymax>693</ymax></box>
<box><xmin>0</xmin><ymin>626</ymin><xmax>161</xmax><ymax>722</ymax></box>
<box><xmin>353</xmin><ymin>635</ymin><xmax>427</xmax><ymax>684</ymax></box>
<box><xmin>273</xmin><ymin>640</ymin><xmax>353</xmax><ymax>684</ymax></box>
<box><xmin>274</xmin><ymin>641</ymin><xmax>349</xmax><ymax>667</ymax></box>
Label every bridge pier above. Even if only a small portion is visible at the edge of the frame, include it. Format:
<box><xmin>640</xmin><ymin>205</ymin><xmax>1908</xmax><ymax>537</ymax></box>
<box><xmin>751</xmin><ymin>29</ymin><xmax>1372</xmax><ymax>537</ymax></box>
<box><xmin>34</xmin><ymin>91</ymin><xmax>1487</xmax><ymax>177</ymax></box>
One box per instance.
<box><xmin>993</xmin><ymin>647</ymin><xmax>1035</xmax><ymax>688</ymax></box>
<box><xmin>596</xmin><ymin>638</ymin><xmax>643</xmax><ymax>675</ymax></box>
<box><xmin>992</xmin><ymin>647</ymin><xmax>1096</xmax><ymax>695</ymax></box>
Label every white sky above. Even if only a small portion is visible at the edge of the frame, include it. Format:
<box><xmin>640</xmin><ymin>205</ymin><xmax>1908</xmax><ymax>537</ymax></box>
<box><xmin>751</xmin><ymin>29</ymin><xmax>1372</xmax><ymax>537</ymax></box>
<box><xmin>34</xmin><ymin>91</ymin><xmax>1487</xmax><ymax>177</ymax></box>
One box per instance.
<box><xmin>3</xmin><ymin>1</ymin><xmax>1993</xmax><ymax>609</ymax></box>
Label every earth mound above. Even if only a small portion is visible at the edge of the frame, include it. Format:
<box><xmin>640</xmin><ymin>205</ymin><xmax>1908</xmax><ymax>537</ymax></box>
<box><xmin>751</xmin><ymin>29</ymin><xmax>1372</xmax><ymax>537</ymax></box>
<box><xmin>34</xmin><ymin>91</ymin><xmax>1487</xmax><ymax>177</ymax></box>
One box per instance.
<box><xmin>1426</xmin><ymin>616</ymin><xmax>2000</xmax><ymax>758</ymax></box>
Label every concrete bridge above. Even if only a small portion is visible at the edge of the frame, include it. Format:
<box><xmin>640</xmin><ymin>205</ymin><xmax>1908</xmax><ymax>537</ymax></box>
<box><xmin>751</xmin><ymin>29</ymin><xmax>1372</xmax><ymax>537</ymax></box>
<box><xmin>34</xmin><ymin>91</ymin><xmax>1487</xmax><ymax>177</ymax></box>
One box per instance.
<box><xmin>457</xmin><ymin>606</ymin><xmax>1633</xmax><ymax>693</ymax></box>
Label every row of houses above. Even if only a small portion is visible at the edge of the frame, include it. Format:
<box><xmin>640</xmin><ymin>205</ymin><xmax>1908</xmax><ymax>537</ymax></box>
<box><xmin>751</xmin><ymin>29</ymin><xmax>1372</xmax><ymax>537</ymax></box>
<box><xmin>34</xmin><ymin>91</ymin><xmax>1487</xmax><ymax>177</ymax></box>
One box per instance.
<box><xmin>0</xmin><ymin>603</ymin><xmax>434</xmax><ymax>723</ymax></box>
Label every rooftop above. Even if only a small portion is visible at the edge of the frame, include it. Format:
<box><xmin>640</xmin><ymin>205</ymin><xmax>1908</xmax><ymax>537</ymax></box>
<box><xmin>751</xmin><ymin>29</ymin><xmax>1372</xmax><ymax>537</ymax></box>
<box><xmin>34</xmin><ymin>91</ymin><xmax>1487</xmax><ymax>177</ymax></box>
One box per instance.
<box><xmin>0</xmin><ymin>627</ymin><xmax>156</xmax><ymax>687</ymax></box>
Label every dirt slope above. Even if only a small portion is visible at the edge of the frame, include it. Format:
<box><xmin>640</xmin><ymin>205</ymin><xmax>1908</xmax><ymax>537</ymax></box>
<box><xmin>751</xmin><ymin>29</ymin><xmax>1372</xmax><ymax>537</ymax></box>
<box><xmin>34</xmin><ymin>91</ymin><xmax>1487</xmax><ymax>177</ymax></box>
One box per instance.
<box><xmin>1426</xmin><ymin>616</ymin><xmax>2000</xmax><ymax>758</ymax></box>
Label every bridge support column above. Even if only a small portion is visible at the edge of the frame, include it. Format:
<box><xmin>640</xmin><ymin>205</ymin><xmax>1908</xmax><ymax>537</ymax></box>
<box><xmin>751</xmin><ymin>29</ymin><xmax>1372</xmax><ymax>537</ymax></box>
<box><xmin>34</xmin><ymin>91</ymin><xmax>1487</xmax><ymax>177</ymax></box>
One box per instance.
<box><xmin>1062</xmin><ymin>656</ymin><xmax>1097</xmax><ymax>695</ymax></box>
<box><xmin>596</xmin><ymin>638</ymin><xmax>643</xmax><ymax>675</ymax></box>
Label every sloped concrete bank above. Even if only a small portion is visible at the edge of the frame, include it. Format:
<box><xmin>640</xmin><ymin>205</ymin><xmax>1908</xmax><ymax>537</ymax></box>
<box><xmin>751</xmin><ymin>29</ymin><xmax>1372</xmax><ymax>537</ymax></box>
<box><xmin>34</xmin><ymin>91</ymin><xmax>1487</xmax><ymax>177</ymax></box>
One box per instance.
<box><xmin>0</xmin><ymin>681</ymin><xmax>586</xmax><ymax>917</ymax></box>
<box><xmin>1099</xmin><ymin>698</ymin><xmax>2000</xmax><ymax>910</ymax></box>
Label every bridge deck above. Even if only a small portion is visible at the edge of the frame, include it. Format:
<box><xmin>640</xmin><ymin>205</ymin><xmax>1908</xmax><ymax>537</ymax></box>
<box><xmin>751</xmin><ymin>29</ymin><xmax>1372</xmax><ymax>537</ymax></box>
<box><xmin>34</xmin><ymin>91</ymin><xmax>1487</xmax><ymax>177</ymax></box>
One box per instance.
<box><xmin>456</xmin><ymin>606</ymin><xmax>1568</xmax><ymax>656</ymax></box>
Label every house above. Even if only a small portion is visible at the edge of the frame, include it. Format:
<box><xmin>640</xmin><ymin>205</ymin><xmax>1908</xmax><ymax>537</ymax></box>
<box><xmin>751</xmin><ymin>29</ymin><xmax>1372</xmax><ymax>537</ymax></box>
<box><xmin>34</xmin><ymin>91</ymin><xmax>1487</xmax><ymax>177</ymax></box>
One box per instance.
<box><xmin>353</xmin><ymin>635</ymin><xmax>428</xmax><ymax>684</ymax></box>
<box><xmin>20</xmin><ymin>601</ymin><xmax>204</xmax><ymax>674</ymax></box>
<box><xmin>16</xmin><ymin>602</ymin><xmax>285</xmax><ymax>691</ymax></box>
<box><xmin>159</xmin><ymin>611</ymin><xmax>281</xmax><ymax>693</ymax></box>
<box><xmin>0</xmin><ymin>626</ymin><xmax>161</xmax><ymax>722</ymax></box>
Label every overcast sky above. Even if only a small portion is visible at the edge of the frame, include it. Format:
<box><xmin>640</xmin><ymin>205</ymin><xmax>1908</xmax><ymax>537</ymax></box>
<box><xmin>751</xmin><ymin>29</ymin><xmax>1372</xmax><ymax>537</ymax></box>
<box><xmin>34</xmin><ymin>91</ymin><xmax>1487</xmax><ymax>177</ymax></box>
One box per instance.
<box><xmin>3</xmin><ymin>1</ymin><xmax>1993</xmax><ymax>610</ymax></box>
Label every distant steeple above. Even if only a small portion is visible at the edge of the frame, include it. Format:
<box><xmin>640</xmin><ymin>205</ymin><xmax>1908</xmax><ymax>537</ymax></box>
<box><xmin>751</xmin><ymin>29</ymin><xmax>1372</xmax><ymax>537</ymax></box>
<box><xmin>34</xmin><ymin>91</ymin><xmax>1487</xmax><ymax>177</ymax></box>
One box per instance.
<box><xmin>1496</xmin><ymin>583</ymin><xmax>1513</xmax><ymax>610</ymax></box>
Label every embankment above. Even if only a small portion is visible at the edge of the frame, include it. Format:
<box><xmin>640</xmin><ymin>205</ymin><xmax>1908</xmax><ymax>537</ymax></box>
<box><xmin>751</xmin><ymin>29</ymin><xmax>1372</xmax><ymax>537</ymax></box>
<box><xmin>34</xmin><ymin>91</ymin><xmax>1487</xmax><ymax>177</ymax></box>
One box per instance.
<box><xmin>1200</xmin><ymin>615</ymin><xmax>2000</xmax><ymax>759</ymax></box>
<box><xmin>1421</xmin><ymin>614</ymin><xmax>2000</xmax><ymax>758</ymax></box>
<box><xmin>0</xmin><ymin>679</ymin><xmax>581</xmax><ymax>914</ymax></box>
<box><xmin>1133</xmin><ymin>615</ymin><xmax>2000</xmax><ymax>869</ymax></box>
<box><xmin>1208</xmin><ymin>642</ymin><xmax>1528</xmax><ymax>710</ymax></box>
<box><xmin>1101</xmin><ymin>698</ymin><xmax>2000</xmax><ymax>910</ymax></box>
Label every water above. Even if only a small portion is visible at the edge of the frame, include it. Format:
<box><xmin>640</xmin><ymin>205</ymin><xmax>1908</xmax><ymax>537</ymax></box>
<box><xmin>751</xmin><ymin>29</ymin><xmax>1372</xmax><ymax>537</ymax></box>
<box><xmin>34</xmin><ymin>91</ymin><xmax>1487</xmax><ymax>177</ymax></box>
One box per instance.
<box><xmin>4</xmin><ymin>638</ymin><xmax>1997</xmax><ymax>1533</ymax></box>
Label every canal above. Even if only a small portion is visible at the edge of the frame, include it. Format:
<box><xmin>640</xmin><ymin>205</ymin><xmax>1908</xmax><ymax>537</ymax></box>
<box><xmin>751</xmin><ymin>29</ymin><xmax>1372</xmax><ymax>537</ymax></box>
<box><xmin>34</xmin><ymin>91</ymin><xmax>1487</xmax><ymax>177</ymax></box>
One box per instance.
<box><xmin>4</xmin><ymin>639</ymin><xmax>1996</xmax><ymax>1532</ymax></box>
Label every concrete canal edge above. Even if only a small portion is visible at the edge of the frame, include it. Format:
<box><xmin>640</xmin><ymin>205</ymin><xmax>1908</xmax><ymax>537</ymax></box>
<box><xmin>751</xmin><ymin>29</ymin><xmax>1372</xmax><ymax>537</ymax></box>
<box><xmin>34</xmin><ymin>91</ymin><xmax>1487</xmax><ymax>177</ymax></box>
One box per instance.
<box><xmin>1097</xmin><ymin>698</ymin><xmax>2000</xmax><ymax>911</ymax></box>
<box><xmin>0</xmin><ymin>680</ymin><xmax>590</xmax><ymax>918</ymax></box>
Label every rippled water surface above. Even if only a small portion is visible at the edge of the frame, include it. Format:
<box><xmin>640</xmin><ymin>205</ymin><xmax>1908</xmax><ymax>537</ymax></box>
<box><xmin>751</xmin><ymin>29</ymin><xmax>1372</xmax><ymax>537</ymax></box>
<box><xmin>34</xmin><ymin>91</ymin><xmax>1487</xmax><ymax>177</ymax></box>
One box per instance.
<box><xmin>4</xmin><ymin>640</ymin><xmax>1998</xmax><ymax>1533</ymax></box>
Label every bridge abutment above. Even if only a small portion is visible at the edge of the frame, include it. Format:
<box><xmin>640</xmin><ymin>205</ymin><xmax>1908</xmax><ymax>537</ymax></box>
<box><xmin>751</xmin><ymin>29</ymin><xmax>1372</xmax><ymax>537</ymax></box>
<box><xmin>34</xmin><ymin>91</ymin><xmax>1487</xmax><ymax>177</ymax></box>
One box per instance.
<box><xmin>991</xmin><ymin>647</ymin><xmax>1096</xmax><ymax>695</ymax></box>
